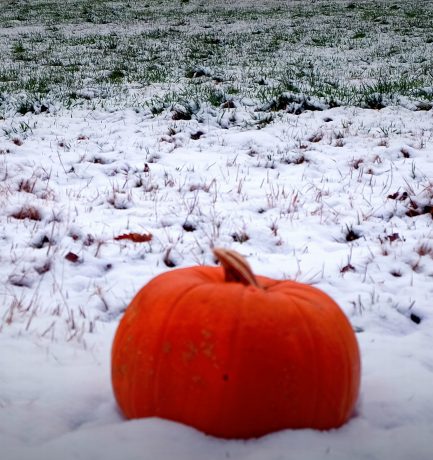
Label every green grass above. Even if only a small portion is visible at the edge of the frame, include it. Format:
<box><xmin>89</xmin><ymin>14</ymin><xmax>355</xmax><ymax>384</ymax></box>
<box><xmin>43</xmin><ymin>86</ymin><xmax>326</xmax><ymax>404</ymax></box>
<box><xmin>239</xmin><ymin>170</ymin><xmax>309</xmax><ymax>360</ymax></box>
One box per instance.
<box><xmin>0</xmin><ymin>0</ymin><xmax>432</xmax><ymax>115</ymax></box>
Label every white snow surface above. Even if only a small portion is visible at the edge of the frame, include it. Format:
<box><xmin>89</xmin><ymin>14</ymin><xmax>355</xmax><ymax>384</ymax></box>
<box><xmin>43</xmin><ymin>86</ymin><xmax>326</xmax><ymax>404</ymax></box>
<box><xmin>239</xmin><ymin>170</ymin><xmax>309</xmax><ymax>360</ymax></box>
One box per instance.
<box><xmin>1</xmin><ymin>105</ymin><xmax>433</xmax><ymax>459</ymax></box>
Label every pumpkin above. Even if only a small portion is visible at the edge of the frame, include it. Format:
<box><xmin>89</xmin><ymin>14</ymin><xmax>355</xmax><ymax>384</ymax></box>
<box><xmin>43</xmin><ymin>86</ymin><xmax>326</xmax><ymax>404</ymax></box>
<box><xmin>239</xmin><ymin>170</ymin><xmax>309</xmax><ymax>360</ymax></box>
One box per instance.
<box><xmin>111</xmin><ymin>248</ymin><xmax>361</xmax><ymax>439</ymax></box>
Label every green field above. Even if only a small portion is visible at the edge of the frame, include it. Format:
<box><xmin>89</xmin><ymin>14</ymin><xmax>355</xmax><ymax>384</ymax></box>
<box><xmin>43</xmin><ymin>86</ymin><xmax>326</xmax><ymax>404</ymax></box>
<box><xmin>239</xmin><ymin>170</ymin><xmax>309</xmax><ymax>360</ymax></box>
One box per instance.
<box><xmin>1</xmin><ymin>0</ymin><xmax>432</xmax><ymax>115</ymax></box>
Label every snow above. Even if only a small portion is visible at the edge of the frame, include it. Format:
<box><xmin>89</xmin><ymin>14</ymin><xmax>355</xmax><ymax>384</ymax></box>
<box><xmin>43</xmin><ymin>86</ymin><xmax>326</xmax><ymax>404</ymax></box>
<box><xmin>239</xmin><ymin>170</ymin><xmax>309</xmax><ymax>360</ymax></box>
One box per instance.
<box><xmin>1</xmin><ymin>103</ymin><xmax>433</xmax><ymax>459</ymax></box>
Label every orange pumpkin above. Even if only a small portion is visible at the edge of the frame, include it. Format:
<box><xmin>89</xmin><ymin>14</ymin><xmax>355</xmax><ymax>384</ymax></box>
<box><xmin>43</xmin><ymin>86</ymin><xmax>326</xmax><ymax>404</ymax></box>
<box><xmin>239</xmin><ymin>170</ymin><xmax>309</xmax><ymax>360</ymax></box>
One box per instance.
<box><xmin>111</xmin><ymin>248</ymin><xmax>361</xmax><ymax>438</ymax></box>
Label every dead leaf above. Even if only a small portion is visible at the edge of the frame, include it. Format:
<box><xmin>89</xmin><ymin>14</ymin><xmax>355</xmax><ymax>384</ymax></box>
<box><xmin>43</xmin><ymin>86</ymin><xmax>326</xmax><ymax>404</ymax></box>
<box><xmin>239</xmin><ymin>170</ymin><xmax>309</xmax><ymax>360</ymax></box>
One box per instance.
<box><xmin>65</xmin><ymin>252</ymin><xmax>80</xmax><ymax>263</ymax></box>
<box><xmin>114</xmin><ymin>233</ymin><xmax>153</xmax><ymax>243</ymax></box>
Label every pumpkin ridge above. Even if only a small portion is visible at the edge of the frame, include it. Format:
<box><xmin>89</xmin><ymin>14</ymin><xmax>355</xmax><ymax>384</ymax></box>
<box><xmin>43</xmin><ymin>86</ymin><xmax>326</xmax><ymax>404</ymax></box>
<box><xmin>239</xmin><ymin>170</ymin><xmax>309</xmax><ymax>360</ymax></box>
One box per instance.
<box><xmin>112</xmin><ymin>287</ymin><xmax>151</xmax><ymax>417</ymax></box>
<box><xmin>126</xmin><ymin>289</ymin><xmax>159</xmax><ymax>417</ymax></box>
<box><xmin>151</xmin><ymin>282</ymin><xmax>208</xmax><ymax>416</ymax></box>
<box><xmin>289</xmin><ymin>290</ymin><xmax>359</xmax><ymax>427</ymax></box>
<box><xmin>119</xmin><ymin>276</ymin><xmax>208</xmax><ymax>417</ymax></box>
<box><xmin>213</xmin><ymin>284</ymin><xmax>247</xmax><ymax>429</ymax></box>
<box><xmin>334</xmin><ymin>316</ymin><xmax>353</xmax><ymax>423</ymax></box>
<box><xmin>289</xmin><ymin>293</ymin><xmax>321</xmax><ymax>427</ymax></box>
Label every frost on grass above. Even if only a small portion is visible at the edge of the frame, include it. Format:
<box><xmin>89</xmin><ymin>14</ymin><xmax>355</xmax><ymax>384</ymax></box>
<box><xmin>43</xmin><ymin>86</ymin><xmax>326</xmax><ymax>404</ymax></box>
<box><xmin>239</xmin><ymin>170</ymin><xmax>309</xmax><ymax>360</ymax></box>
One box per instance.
<box><xmin>1</xmin><ymin>104</ymin><xmax>432</xmax><ymax>341</ymax></box>
<box><xmin>0</xmin><ymin>0</ymin><xmax>433</xmax><ymax>116</ymax></box>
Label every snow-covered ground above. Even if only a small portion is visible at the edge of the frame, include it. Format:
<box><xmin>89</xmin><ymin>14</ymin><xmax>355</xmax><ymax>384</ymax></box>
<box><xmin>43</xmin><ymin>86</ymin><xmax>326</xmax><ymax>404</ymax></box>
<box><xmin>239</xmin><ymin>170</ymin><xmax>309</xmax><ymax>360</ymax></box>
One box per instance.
<box><xmin>1</xmin><ymin>103</ymin><xmax>433</xmax><ymax>459</ymax></box>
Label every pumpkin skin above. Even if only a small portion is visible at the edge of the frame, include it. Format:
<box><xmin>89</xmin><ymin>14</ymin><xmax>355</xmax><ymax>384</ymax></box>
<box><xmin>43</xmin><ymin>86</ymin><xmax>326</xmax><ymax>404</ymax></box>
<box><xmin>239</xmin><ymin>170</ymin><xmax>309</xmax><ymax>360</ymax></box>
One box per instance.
<box><xmin>111</xmin><ymin>249</ymin><xmax>361</xmax><ymax>439</ymax></box>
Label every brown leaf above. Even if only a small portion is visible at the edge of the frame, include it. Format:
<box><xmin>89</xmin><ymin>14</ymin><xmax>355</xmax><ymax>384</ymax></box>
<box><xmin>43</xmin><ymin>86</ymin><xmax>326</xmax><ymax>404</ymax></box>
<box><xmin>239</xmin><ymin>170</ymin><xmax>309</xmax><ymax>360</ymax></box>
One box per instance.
<box><xmin>387</xmin><ymin>191</ymin><xmax>409</xmax><ymax>201</ymax></box>
<box><xmin>386</xmin><ymin>233</ymin><xmax>400</xmax><ymax>243</ymax></box>
<box><xmin>65</xmin><ymin>252</ymin><xmax>80</xmax><ymax>263</ymax></box>
<box><xmin>114</xmin><ymin>233</ymin><xmax>153</xmax><ymax>243</ymax></box>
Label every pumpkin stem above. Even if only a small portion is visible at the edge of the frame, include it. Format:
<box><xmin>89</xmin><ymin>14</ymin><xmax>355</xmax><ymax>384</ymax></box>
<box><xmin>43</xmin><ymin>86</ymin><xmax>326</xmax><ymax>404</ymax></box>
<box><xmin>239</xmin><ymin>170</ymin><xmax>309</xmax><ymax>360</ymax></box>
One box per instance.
<box><xmin>213</xmin><ymin>248</ymin><xmax>260</xmax><ymax>288</ymax></box>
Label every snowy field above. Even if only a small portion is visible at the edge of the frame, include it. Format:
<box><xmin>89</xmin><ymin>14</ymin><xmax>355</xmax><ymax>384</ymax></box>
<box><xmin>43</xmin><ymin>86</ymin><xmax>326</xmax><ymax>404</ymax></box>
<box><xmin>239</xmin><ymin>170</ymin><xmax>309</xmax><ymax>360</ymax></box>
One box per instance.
<box><xmin>1</xmin><ymin>1</ymin><xmax>433</xmax><ymax>459</ymax></box>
